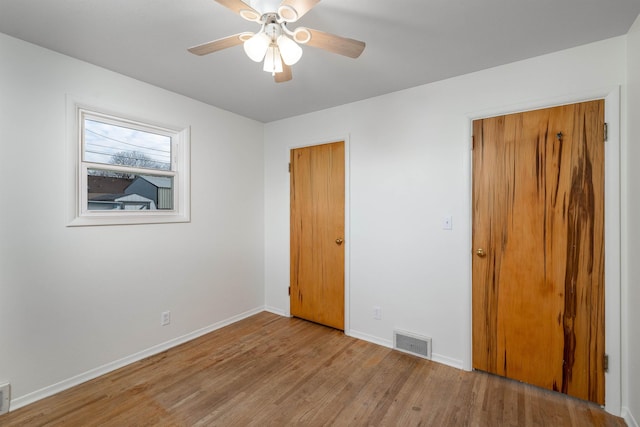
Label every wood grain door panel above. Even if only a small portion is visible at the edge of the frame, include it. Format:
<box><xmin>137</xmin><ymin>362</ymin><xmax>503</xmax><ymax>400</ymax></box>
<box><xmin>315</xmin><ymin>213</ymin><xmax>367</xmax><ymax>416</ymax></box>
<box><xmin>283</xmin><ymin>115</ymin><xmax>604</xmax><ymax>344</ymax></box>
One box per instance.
<box><xmin>472</xmin><ymin>100</ymin><xmax>605</xmax><ymax>404</ymax></box>
<box><xmin>290</xmin><ymin>141</ymin><xmax>345</xmax><ymax>330</ymax></box>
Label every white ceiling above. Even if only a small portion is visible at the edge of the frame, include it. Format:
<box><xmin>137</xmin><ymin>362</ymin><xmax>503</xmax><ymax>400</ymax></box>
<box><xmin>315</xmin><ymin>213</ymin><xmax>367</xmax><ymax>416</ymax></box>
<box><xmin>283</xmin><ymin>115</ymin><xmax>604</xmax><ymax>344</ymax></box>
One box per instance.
<box><xmin>1</xmin><ymin>0</ymin><xmax>639</xmax><ymax>122</ymax></box>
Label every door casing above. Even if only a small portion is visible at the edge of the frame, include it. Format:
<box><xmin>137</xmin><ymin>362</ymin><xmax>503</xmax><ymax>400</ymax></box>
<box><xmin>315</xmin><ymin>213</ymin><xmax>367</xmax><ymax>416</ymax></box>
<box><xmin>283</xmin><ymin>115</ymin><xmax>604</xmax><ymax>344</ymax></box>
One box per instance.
<box><xmin>472</xmin><ymin>100</ymin><xmax>605</xmax><ymax>403</ymax></box>
<box><xmin>287</xmin><ymin>136</ymin><xmax>351</xmax><ymax>335</ymax></box>
<box><xmin>466</xmin><ymin>88</ymin><xmax>621</xmax><ymax>414</ymax></box>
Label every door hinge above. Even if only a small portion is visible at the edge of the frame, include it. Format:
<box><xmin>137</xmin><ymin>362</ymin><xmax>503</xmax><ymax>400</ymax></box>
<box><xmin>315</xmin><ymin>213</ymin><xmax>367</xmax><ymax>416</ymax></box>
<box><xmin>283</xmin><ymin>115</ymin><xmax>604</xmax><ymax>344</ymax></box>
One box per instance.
<box><xmin>604</xmin><ymin>354</ymin><xmax>609</xmax><ymax>372</ymax></box>
<box><xmin>288</xmin><ymin>286</ymin><xmax>290</xmax><ymax>296</ymax></box>
<box><xmin>604</xmin><ymin>123</ymin><xmax>608</xmax><ymax>142</ymax></box>
<box><xmin>472</xmin><ymin>135</ymin><xmax>475</xmax><ymax>150</ymax></box>
<box><xmin>288</xmin><ymin>162</ymin><xmax>291</xmax><ymax>173</ymax></box>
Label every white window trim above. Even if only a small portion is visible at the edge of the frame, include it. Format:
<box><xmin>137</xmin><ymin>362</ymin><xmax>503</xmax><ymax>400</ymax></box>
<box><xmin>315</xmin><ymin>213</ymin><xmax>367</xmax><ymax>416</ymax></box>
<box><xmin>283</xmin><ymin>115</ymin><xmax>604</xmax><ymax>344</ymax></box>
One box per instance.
<box><xmin>66</xmin><ymin>96</ymin><xmax>191</xmax><ymax>226</ymax></box>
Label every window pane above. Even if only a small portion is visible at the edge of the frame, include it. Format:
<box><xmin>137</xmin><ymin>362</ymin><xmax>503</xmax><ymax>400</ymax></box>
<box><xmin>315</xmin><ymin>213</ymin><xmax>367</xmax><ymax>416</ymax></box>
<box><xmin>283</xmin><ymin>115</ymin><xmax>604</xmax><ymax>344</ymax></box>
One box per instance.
<box><xmin>87</xmin><ymin>169</ymin><xmax>174</xmax><ymax>211</ymax></box>
<box><xmin>84</xmin><ymin>118</ymin><xmax>171</xmax><ymax>171</ymax></box>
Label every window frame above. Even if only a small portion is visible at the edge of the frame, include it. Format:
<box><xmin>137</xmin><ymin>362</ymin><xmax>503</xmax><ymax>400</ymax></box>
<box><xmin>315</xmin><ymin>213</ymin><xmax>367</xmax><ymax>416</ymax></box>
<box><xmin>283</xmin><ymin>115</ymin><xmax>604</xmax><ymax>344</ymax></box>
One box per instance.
<box><xmin>67</xmin><ymin>98</ymin><xmax>190</xmax><ymax>226</ymax></box>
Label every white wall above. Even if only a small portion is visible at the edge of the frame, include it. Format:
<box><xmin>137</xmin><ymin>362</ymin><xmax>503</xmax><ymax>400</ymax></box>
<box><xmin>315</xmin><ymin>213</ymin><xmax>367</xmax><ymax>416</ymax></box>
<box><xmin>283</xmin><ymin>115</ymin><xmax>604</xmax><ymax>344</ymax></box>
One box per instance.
<box><xmin>264</xmin><ymin>36</ymin><xmax>627</xmax><ymax>412</ymax></box>
<box><xmin>1</xmin><ymin>20</ymin><xmax>637</xmax><ymax>419</ymax></box>
<box><xmin>0</xmin><ymin>33</ymin><xmax>265</xmax><ymax>408</ymax></box>
<box><xmin>624</xmin><ymin>14</ymin><xmax>640</xmax><ymax>427</ymax></box>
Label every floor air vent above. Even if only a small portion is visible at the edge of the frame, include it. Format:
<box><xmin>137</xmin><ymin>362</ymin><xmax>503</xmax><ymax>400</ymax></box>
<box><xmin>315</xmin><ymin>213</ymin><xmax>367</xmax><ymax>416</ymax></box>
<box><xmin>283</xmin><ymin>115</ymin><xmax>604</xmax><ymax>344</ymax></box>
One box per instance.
<box><xmin>393</xmin><ymin>330</ymin><xmax>432</xmax><ymax>359</ymax></box>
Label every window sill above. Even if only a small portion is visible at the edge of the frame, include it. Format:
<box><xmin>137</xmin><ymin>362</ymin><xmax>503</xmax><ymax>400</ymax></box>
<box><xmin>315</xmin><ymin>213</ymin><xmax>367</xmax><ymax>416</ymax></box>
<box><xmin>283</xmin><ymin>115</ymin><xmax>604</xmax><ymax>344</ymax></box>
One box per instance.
<box><xmin>67</xmin><ymin>211</ymin><xmax>190</xmax><ymax>227</ymax></box>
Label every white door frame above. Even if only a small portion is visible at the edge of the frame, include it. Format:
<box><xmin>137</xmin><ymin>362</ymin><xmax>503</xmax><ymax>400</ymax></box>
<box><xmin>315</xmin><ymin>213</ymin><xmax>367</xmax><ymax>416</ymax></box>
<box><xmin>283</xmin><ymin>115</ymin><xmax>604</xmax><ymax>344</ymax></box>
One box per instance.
<box><xmin>466</xmin><ymin>87</ymin><xmax>621</xmax><ymax>415</ymax></box>
<box><xmin>287</xmin><ymin>136</ymin><xmax>351</xmax><ymax>334</ymax></box>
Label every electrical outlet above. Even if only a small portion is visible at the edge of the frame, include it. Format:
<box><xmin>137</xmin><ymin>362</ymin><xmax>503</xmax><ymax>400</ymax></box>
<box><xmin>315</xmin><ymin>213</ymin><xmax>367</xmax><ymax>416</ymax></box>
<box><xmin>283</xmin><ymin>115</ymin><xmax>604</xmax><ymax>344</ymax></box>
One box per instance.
<box><xmin>442</xmin><ymin>215</ymin><xmax>453</xmax><ymax>230</ymax></box>
<box><xmin>0</xmin><ymin>383</ymin><xmax>10</xmax><ymax>415</ymax></box>
<box><xmin>373</xmin><ymin>306</ymin><xmax>382</xmax><ymax>320</ymax></box>
<box><xmin>161</xmin><ymin>311</ymin><xmax>171</xmax><ymax>326</ymax></box>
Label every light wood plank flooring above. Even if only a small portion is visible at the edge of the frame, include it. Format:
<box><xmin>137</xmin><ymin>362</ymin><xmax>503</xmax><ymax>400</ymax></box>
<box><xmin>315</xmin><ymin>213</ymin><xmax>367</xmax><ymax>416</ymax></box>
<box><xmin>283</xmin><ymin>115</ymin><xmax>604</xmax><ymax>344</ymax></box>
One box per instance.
<box><xmin>0</xmin><ymin>312</ymin><xmax>626</xmax><ymax>426</ymax></box>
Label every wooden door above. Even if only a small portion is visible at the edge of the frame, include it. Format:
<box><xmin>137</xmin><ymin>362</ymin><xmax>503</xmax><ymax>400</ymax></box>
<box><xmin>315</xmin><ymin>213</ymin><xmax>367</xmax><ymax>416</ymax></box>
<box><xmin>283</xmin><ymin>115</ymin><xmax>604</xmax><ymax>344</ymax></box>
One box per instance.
<box><xmin>472</xmin><ymin>100</ymin><xmax>605</xmax><ymax>404</ymax></box>
<box><xmin>290</xmin><ymin>141</ymin><xmax>345</xmax><ymax>330</ymax></box>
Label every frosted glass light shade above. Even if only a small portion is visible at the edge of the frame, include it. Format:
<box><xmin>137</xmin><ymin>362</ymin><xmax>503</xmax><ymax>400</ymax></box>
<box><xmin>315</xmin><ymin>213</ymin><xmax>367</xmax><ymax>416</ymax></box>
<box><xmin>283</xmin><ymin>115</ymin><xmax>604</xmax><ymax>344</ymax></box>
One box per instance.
<box><xmin>244</xmin><ymin>32</ymin><xmax>270</xmax><ymax>62</ymax></box>
<box><xmin>263</xmin><ymin>45</ymin><xmax>283</xmax><ymax>74</ymax></box>
<box><xmin>276</xmin><ymin>35</ymin><xmax>302</xmax><ymax>66</ymax></box>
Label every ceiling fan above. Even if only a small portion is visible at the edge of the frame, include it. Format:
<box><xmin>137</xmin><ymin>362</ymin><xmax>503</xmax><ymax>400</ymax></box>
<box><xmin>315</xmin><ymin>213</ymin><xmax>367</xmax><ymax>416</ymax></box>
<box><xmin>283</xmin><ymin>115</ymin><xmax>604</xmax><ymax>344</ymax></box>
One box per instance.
<box><xmin>188</xmin><ymin>0</ymin><xmax>366</xmax><ymax>83</ymax></box>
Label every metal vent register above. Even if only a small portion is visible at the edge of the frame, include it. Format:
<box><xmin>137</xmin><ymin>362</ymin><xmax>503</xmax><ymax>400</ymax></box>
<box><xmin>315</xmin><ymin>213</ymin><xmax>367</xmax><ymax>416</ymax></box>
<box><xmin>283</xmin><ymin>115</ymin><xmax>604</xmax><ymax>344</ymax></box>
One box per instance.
<box><xmin>394</xmin><ymin>330</ymin><xmax>432</xmax><ymax>359</ymax></box>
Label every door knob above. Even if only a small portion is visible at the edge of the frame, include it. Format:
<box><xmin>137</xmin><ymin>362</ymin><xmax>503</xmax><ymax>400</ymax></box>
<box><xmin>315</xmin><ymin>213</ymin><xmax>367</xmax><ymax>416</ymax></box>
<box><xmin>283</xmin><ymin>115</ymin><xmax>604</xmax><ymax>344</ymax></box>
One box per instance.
<box><xmin>475</xmin><ymin>248</ymin><xmax>486</xmax><ymax>257</ymax></box>
<box><xmin>336</xmin><ymin>238</ymin><xmax>344</xmax><ymax>245</ymax></box>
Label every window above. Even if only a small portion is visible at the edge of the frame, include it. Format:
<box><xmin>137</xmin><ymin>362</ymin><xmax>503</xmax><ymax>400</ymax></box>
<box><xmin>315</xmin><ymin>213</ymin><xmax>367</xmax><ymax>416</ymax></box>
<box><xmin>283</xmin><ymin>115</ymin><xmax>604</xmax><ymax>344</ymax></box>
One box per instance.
<box><xmin>68</xmin><ymin>102</ymin><xmax>190</xmax><ymax>226</ymax></box>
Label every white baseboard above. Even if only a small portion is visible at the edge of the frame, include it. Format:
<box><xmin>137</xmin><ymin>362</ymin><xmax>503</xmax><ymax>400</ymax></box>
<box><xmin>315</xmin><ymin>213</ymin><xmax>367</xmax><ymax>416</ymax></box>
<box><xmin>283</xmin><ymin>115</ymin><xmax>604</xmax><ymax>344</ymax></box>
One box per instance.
<box><xmin>10</xmin><ymin>306</ymin><xmax>265</xmax><ymax>412</ymax></box>
<box><xmin>431</xmin><ymin>353</ymin><xmax>464</xmax><ymax>370</ymax></box>
<box><xmin>623</xmin><ymin>407</ymin><xmax>639</xmax><ymax>427</ymax></box>
<box><xmin>264</xmin><ymin>305</ymin><xmax>288</xmax><ymax>317</ymax></box>
<box><xmin>348</xmin><ymin>329</ymin><xmax>393</xmax><ymax>348</ymax></box>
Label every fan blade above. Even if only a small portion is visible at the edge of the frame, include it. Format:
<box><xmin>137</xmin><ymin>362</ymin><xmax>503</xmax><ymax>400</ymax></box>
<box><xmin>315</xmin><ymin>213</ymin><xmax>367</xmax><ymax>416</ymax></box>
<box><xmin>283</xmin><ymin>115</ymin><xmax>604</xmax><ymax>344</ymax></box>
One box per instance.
<box><xmin>188</xmin><ymin>33</ymin><xmax>249</xmax><ymax>55</ymax></box>
<box><xmin>304</xmin><ymin>28</ymin><xmax>365</xmax><ymax>58</ymax></box>
<box><xmin>215</xmin><ymin>0</ymin><xmax>261</xmax><ymax>21</ymax></box>
<box><xmin>275</xmin><ymin>63</ymin><xmax>293</xmax><ymax>83</ymax></box>
<box><xmin>279</xmin><ymin>0</ymin><xmax>320</xmax><ymax>20</ymax></box>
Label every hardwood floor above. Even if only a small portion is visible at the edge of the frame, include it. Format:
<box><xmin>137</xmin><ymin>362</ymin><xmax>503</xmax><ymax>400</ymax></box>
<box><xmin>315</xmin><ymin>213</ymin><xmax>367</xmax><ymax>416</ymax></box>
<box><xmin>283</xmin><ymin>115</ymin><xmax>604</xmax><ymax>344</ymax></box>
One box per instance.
<box><xmin>1</xmin><ymin>312</ymin><xmax>626</xmax><ymax>426</ymax></box>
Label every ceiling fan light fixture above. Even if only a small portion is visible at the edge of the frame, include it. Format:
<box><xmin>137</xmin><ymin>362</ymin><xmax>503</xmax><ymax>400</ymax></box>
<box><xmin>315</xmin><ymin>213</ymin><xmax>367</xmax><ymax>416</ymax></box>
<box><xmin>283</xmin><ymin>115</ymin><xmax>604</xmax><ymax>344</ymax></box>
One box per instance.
<box><xmin>244</xmin><ymin>32</ymin><xmax>270</xmax><ymax>62</ymax></box>
<box><xmin>276</xmin><ymin>34</ymin><xmax>302</xmax><ymax>65</ymax></box>
<box><xmin>263</xmin><ymin>45</ymin><xmax>284</xmax><ymax>75</ymax></box>
<box><xmin>190</xmin><ymin>0</ymin><xmax>366</xmax><ymax>83</ymax></box>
